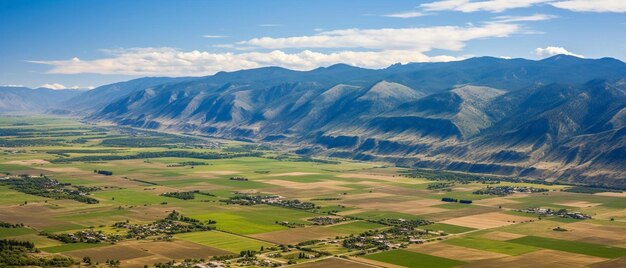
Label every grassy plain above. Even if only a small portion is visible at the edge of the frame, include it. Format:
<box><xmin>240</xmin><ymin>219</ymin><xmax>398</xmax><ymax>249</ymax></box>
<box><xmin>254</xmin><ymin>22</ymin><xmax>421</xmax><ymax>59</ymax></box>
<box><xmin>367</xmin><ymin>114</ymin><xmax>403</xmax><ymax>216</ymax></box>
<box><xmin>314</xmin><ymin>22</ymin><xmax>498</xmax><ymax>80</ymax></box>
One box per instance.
<box><xmin>508</xmin><ymin>236</ymin><xmax>626</xmax><ymax>258</ymax></box>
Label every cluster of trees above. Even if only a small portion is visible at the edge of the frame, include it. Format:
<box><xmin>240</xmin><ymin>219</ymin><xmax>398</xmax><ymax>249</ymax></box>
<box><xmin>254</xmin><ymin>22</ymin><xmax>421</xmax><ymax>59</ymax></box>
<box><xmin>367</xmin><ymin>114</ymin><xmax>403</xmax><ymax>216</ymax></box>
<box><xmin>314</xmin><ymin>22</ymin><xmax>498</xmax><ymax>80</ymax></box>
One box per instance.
<box><xmin>161</xmin><ymin>191</ymin><xmax>196</xmax><ymax>200</ymax></box>
<box><xmin>99</xmin><ymin>129</ymin><xmax>211</xmax><ymax>148</ymax></box>
<box><xmin>153</xmin><ymin>258</ymin><xmax>208</xmax><ymax>268</ymax></box>
<box><xmin>402</xmin><ymin>169</ymin><xmax>499</xmax><ymax>182</ymax></box>
<box><xmin>105</xmin><ymin>259</ymin><xmax>121</xmax><ymax>267</ymax></box>
<box><xmin>373</xmin><ymin>218</ymin><xmax>432</xmax><ymax>228</ymax></box>
<box><xmin>0</xmin><ymin>221</ymin><xmax>24</xmax><ymax>228</ymax></box>
<box><xmin>94</xmin><ymin>169</ymin><xmax>113</xmax><ymax>176</ymax></box>
<box><xmin>563</xmin><ymin>186</ymin><xmax>623</xmax><ymax>194</ymax></box>
<box><xmin>0</xmin><ymin>239</ymin><xmax>74</xmax><ymax>267</ymax></box>
<box><xmin>427</xmin><ymin>182</ymin><xmax>455</xmax><ymax>190</ymax></box>
<box><xmin>517</xmin><ymin>208</ymin><xmax>591</xmax><ymax>219</ymax></box>
<box><xmin>68</xmin><ymin>137</ymin><xmax>90</xmax><ymax>144</ymax></box>
<box><xmin>113</xmin><ymin>211</ymin><xmax>216</xmax><ymax>239</ymax></box>
<box><xmin>441</xmin><ymin>197</ymin><xmax>472</xmax><ymax>204</ymax></box>
<box><xmin>165</xmin><ymin>210</ymin><xmax>216</xmax><ymax>224</ymax></box>
<box><xmin>342</xmin><ymin>235</ymin><xmax>387</xmax><ymax>251</ymax></box>
<box><xmin>166</xmin><ymin>161</ymin><xmax>208</xmax><ymax>167</ymax></box>
<box><xmin>275</xmin><ymin>220</ymin><xmax>305</xmax><ymax>228</ymax></box>
<box><xmin>51</xmin><ymin>150</ymin><xmax>262</xmax><ymax>163</ymax></box>
<box><xmin>0</xmin><ymin>128</ymin><xmax>33</xmax><ymax>136</ymax></box>
<box><xmin>273</xmin><ymin>199</ymin><xmax>318</xmax><ymax>210</ymax></box>
<box><xmin>0</xmin><ymin>138</ymin><xmax>64</xmax><ymax>147</ymax></box>
<box><xmin>160</xmin><ymin>190</ymin><xmax>214</xmax><ymax>200</ymax></box>
<box><xmin>46</xmin><ymin>149</ymin><xmax>122</xmax><ymax>155</ymax></box>
<box><xmin>222</xmin><ymin>195</ymin><xmax>279</xmax><ymax>205</ymax></box>
<box><xmin>473</xmin><ymin>186</ymin><xmax>548</xmax><ymax>196</ymax></box>
<box><xmin>0</xmin><ymin>127</ymin><xmax>96</xmax><ymax>138</ymax></box>
<box><xmin>441</xmin><ymin>197</ymin><xmax>457</xmax><ymax>202</ymax></box>
<box><xmin>308</xmin><ymin>216</ymin><xmax>346</xmax><ymax>225</ymax></box>
<box><xmin>240</xmin><ymin>250</ymin><xmax>257</xmax><ymax>258</ymax></box>
<box><xmin>210</xmin><ymin>254</ymin><xmax>240</xmax><ymax>261</ymax></box>
<box><xmin>223</xmin><ymin>195</ymin><xmax>319</xmax><ymax>210</ymax></box>
<box><xmin>100</xmin><ymin>136</ymin><xmax>201</xmax><ymax>148</ymax></box>
<box><xmin>41</xmin><ymin>229</ymin><xmax>116</xmax><ymax>244</ymax></box>
<box><xmin>161</xmin><ymin>190</ymin><xmax>215</xmax><ymax>200</ymax></box>
<box><xmin>0</xmin><ymin>175</ymin><xmax>99</xmax><ymax>204</ymax></box>
<box><xmin>402</xmin><ymin>168</ymin><xmax>570</xmax><ymax>188</ymax></box>
<box><xmin>0</xmin><ymin>239</ymin><xmax>34</xmax><ymax>249</ymax></box>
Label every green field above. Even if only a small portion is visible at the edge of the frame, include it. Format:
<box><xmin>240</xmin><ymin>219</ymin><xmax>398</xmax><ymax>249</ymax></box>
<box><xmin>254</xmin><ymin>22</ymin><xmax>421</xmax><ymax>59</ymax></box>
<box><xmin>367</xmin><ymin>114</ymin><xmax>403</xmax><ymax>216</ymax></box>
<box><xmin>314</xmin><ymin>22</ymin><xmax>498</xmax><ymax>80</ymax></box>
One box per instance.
<box><xmin>0</xmin><ymin>186</ymin><xmax>48</xmax><ymax>205</ymax></box>
<box><xmin>325</xmin><ymin>221</ymin><xmax>387</xmax><ymax>234</ymax></box>
<box><xmin>0</xmin><ymin>116</ymin><xmax>625</xmax><ymax>267</ymax></box>
<box><xmin>364</xmin><ymin>250</ymin><xmax>466</xmax><ymax>268</ymax></box>
<box><xmin>425</xmin><ymin>223</ymin><xmax>476</xmax><ymax>234</ymax></box>
<box><xmin>176</xmin><ymin>231</ymin><xmax>274</xmax><ymax>253</ymax></box>
<box><xmin>445</xmin><ymin>236</ymin><xmax>540</xmax><ymax>255</ymax></box>
<box><xmin>508</xmin><ymin>236</ymin><xmax>626</xmax><ymax>258</ymax></box>
<box><xmin>0</xmin><ymin>226</ymin><xmax>36</xmax><ymax>237</ymax></box>
<box><xmin>189</xmin><ymin>205</ymin><xmax>318</xmax><ymax>235</ymax></box>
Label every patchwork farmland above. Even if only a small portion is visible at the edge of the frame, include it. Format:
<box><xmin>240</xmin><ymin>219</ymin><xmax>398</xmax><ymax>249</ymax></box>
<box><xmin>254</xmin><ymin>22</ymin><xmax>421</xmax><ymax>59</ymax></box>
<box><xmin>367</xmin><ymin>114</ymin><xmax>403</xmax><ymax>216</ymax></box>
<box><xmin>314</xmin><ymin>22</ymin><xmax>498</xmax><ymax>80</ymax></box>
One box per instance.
<box><xmin>1</xmin><ymin>116</ymin><xmax>625</xmax><ymax>267</ymax></box>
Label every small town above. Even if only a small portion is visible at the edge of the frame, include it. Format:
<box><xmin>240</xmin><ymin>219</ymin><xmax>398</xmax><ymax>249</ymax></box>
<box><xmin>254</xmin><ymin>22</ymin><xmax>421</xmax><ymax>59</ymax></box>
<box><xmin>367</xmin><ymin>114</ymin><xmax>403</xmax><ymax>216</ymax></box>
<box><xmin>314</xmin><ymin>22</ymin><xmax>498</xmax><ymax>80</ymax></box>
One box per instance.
<box><xmin>516</xmin><ymin>208</ymin><xmax>592</xmax><ymax>220</ymax></box>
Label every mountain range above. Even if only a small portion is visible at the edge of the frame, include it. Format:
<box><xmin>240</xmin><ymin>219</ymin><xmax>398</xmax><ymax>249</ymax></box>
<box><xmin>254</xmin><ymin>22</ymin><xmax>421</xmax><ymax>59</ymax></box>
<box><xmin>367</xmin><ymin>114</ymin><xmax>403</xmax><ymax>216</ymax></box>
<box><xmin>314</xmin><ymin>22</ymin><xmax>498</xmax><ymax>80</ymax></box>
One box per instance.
<box><xmin>2</xmin><ymin>55</ymin><xmax>626</xmax><ymax>187</ymax></box>
<box><xmin>0</xmin><ymin>86</ymin><xmax>84</xmax><ymax>114</ymax></box>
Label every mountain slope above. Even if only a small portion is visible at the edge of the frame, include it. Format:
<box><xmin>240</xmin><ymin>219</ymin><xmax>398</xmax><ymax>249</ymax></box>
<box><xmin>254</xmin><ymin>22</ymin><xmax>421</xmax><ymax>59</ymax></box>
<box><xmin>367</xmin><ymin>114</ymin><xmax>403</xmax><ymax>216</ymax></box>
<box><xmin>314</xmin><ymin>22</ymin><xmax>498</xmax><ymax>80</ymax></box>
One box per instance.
<box><xmin>60</xmin><ymin>77</ymin><xmax>192</xmax><ymax>112</ymax></box>
<box><xmin>64</xmin><ymin>56</ymin><xmax>626</xmax><ymax>186</ymax></box>
<box><xmin>0</xmin><ymin>87</ymin><xmax>83</xmax><ymax>114</ymax></box>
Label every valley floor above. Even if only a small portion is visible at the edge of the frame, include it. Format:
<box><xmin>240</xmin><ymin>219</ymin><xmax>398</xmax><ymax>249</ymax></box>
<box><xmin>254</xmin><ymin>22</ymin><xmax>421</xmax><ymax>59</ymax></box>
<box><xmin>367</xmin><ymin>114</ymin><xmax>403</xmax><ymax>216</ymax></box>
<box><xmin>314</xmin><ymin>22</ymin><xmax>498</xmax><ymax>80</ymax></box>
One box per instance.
<box><xmin>0</xmin><ymin>116</ymin><xmax>625</xmax><ymax>267</ymax></box>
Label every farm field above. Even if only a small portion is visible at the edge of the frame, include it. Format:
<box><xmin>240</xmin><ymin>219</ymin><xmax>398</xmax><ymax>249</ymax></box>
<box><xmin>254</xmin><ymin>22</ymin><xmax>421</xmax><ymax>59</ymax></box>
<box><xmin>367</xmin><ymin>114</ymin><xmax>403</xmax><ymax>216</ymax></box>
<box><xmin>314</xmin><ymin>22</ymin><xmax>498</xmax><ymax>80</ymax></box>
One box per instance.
<box><xmin>363</xmin><ymin>250</ymin><xmax>466</xmax><ymax>268</ymax></box>
<box><xmin>0</xmin><ymin>116</ymin><xmax>625</xmax><ymax>267</ymax></box>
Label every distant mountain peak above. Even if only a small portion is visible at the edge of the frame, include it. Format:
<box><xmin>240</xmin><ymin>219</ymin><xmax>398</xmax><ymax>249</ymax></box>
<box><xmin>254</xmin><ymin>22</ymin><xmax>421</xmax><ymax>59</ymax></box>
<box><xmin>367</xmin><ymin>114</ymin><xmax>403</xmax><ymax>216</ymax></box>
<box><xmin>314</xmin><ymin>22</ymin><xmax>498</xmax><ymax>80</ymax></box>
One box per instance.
<box><xmin>358</xmin><ymin>80</ymin><xmax>421</xmax><ymax>101</ymax></box>
<box><xmin>313</xmin><ymin>63</ymin><xmax>363</xmax><ymax>72</ymax></box>
<box><xmin>540</xmin><ymin>54</ymin><xmax>584</xmax><ymax>62</ymax></box>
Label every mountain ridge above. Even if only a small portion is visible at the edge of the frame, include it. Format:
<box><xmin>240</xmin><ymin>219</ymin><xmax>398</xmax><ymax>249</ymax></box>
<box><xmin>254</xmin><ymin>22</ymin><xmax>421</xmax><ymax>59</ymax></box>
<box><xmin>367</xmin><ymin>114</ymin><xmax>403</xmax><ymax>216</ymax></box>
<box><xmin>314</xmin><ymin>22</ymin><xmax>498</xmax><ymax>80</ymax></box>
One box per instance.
<box><xmin>2</xmin><ymin>55</ymin><xmax>626</xmax><ymax>187</ymax></box>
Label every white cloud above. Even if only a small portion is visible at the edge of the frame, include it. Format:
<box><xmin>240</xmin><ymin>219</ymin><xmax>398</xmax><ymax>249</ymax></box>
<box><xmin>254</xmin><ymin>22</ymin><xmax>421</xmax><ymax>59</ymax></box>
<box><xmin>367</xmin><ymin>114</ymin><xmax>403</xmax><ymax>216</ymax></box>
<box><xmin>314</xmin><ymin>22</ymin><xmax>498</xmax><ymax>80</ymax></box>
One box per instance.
<box><xmin>238</xmin><ymin>23</ymin><xmax>519</xmax><ymax>51</ymax></box>
<box><xmin>212</xmin><ymin>44</ymin><xmax>235</xmax><ymax>48</ymax></box>
<box><xmin>420</xmin><ymin>0</ymin><xmax>626</xmax><ymax>13</ymax></box>
<box><xmin>1</xmin><ymin>84</ymin><xmax>25</xmax><ymax>87</ymax></box>
<box><xmin>203</xmin><ymin>35</ymin><xmax>228</xmax><ymax>38</ymax></box>
<box><xmin>534</xmin><ymin>46</ymin><xmax>584</xmax><ymax>58</ymax></box>
<box><xmin>30</xmin><ymin>22</ymin><xmax>525</xmax><ymax>76</ymax></box>
<box><xmin>383</xmin><ymin>11</ymin><xmax>425</xmax><ymax>18</ymax></box>
<box><xmin>550</xmin><ymin>0</ymin><xmax>626</xmax><ymax>13</ymax></box>
<box><xmin>40</xmin><ymin>83</ymin><xmax>67</xmax><ymax>90</ymax></box>
<box><xmin>30</xmin><ymin>47</ymin><xmax>467</xmax><ymax>76</ymax></box>
<box><xmin>39</xmin><ymin>83</ymin><xmax>91</xmax><ymax>90</ymax></box>
<box><xmin>493</xmin><ymin>14</ymin><xmax>557</xmax><ymax>23</ymax></box>
<box><xmin>421</xmin><ymin>0</ymin><xmax>551</xmax><ymax>13</ymax></box>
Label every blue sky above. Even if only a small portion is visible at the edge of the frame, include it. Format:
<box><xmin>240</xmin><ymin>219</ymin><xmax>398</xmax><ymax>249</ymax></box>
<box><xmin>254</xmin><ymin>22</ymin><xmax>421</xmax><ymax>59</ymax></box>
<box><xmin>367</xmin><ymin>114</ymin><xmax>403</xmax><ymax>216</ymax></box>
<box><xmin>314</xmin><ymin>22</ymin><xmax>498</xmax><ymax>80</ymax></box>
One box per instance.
<box><xmin>1</xmin><ymin>0</ymin><xmax>625</xmax><ymax>89</ymax></box>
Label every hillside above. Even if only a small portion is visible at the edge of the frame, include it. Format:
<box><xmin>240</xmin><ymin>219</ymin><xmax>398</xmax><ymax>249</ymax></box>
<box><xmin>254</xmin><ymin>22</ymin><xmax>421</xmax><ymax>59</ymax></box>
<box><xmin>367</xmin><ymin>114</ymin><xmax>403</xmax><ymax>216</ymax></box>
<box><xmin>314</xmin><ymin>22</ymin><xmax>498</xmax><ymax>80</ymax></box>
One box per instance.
<box><xmin>6</xmin><ymin>55</ymin><xmax>626</xmax><ymax>187</ymax></box>
<box><xmin>0</xmin><ymin>87</ymin><xmax>83</xmax><ymax>114</ymax></box>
